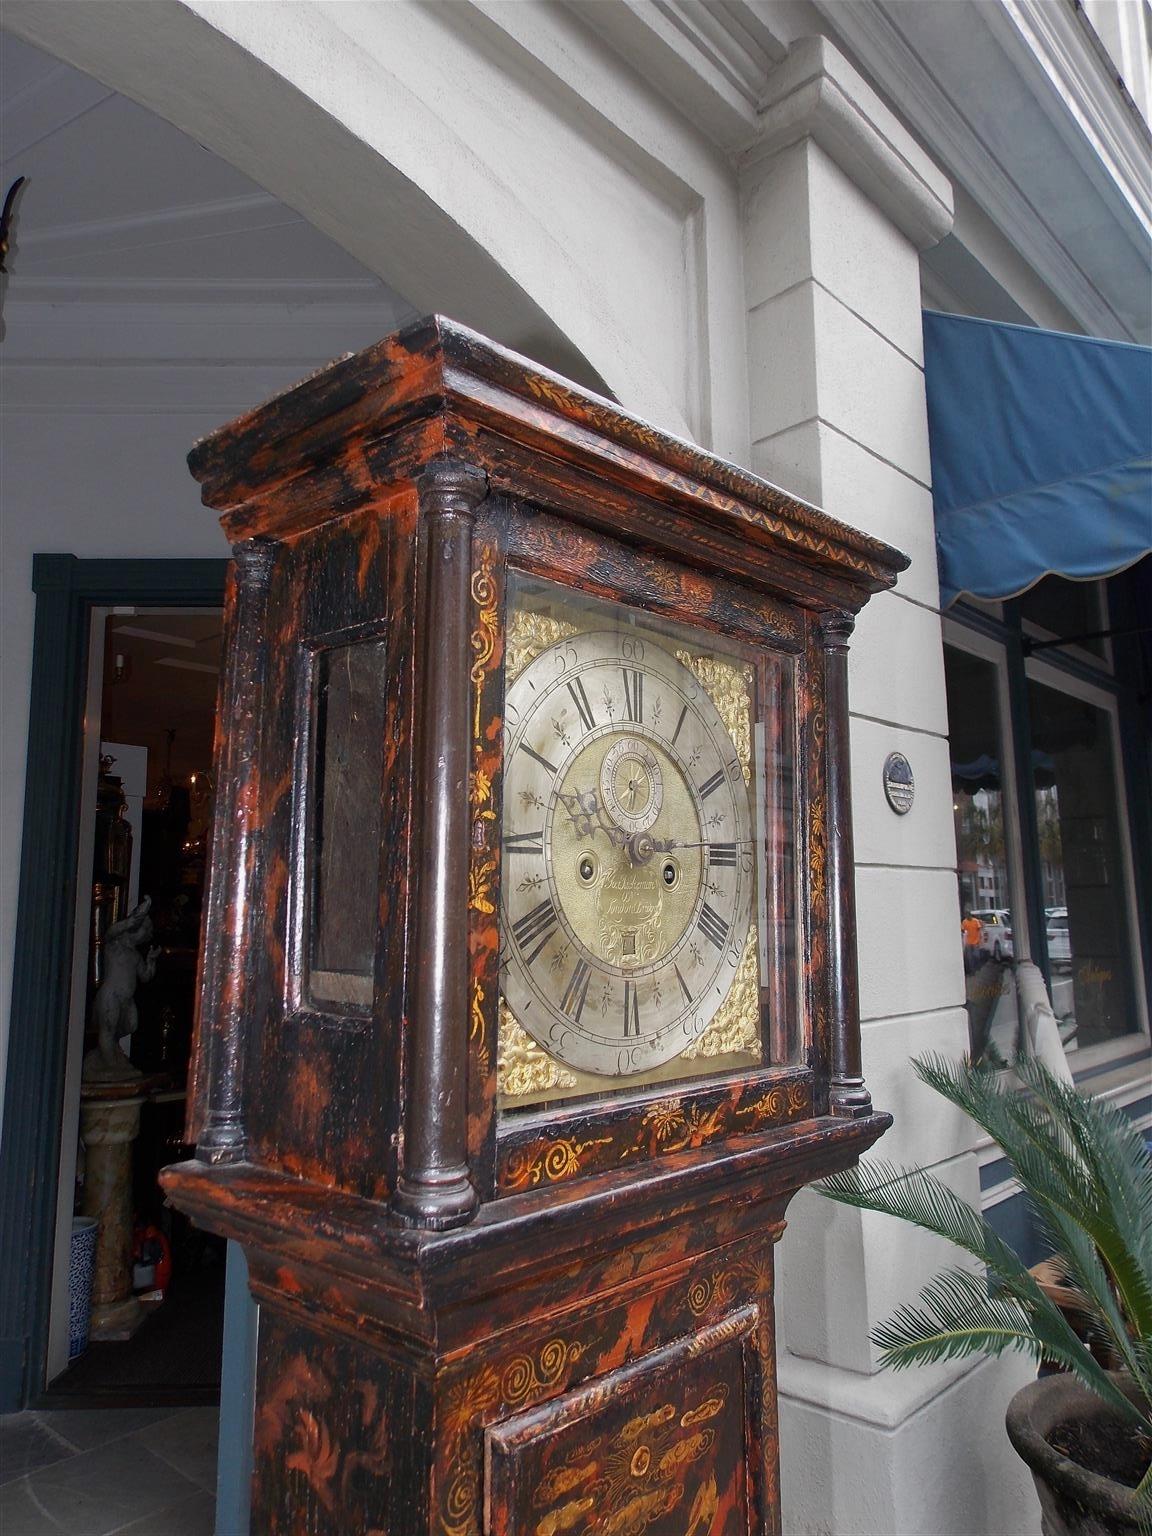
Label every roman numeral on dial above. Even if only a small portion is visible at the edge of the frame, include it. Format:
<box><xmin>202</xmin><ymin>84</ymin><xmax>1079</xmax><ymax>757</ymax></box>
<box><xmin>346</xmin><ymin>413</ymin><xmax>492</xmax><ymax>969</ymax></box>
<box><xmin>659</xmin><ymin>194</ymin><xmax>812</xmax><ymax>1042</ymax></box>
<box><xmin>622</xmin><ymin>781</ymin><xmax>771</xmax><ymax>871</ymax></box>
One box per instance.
<box><xmin>623</xmin><ymin>980</ymin><xmax>641</xmax><ymax>1036</ymax></box>
<box><xmin>503</xmin><ymin>830</ymin><xmax>544</xmax><ymax>856</ymax></box>
<box><xmin>511</xmin><ymin>898</ymin><xmax>558</xmax><ymax>964</ymax></box>
<box><xmin>697</xmin><ymin>901</ymin><xmax>730</xmax><ymax>950</ymax></box>
<box><xmin>560</xmin><ymin>958</ymin><xmax>592</xmax><ymax>1021</ymax></box>
<box><xmin>621</xmin><ymin>669</ymin><xmax>644</xmax><ymax>723</ymax></box>
<box><xmin>675</xmin><ymin>965</ymin><xmax>693</xmax><ymax>1006</ymax></box>
<box><xmin>566</xmin><ymin>677</ymin><xmax>595</xmax><ymax>732</ymax></box>
<box><xmin>519</xmin><ymin>742</ymin><xmax>558</xmax><ymax>775</ymax></box>
<box><xmin>700</xmin><ymin>761</ymin><xmax>740</xmax><ymax>797</ymax></box>
<box><xmin>708</xmin><ymin>842</ymin><xmax>739</xmax><ymax>867</ymax></box>
<box><xmin>698</xmin><ymin>768</ymin><xmax>724</xmax><ymax>799</ymax></box>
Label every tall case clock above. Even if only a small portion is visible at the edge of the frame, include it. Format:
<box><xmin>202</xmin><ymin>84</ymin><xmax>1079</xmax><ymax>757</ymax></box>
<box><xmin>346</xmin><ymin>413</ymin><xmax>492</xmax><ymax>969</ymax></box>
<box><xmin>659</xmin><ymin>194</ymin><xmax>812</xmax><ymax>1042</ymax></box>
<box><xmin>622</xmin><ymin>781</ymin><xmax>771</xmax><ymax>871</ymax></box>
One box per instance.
<box><xmin>163</xmin><ymin>316</ymin><xmax>906</xmax><ymax>1535</ymax></box>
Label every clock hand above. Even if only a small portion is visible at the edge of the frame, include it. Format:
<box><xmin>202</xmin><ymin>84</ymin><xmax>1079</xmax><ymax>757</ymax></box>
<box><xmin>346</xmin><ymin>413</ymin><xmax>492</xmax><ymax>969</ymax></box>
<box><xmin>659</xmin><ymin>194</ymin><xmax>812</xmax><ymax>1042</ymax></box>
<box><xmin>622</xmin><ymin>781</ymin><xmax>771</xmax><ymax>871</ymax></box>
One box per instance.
<box><xmin>624</xmin><ymin>766</ymin><xmax>651</xmax><ymax>811</ymax></box>
<box><xmin>666</xmin><ymin>837</ymin><xmax>757</xmax><ymax>850</ymax></box>
<box><xmin>623</xmin><ymin>832</ymin><xmax>677</xmax><ymax>866</ymax></box>
<box><xmin>558</xmin><ymin>786</ymin><xmax>631</xmax><ymax>847</ymax></box>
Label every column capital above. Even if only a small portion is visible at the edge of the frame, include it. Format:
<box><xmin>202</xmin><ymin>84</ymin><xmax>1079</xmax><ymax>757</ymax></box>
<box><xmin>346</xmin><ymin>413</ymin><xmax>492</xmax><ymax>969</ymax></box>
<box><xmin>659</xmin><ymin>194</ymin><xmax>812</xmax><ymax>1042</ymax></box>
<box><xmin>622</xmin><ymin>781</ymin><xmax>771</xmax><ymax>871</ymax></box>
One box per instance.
<box><xmin>742</xmin><ymin>36</ymin><xmax>953</xmax><ymax>251</ymax></box>
<box><xmin>418</xmin><ymin>456</ymin><xmax>489</xmax><ymax>515</ymax></box>
<box><xmin>816</xmin><ymin>609</ymin><xmax>856</xmax><ymax>650</ymax></box>
<box><xmin>230</xmin><ymin>536</ymin><xmax>279</xmax><ymax>587</ymax></box>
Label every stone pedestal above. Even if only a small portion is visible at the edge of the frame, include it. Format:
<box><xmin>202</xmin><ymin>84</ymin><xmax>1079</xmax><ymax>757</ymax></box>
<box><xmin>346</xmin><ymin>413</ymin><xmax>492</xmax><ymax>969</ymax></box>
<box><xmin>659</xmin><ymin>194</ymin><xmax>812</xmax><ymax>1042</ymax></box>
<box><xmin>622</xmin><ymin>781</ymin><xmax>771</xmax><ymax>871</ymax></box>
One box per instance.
<box><xmin>78</xmin><ymin>1079</ymin><xmax>158</xmax><ymax>1342</ymax></box>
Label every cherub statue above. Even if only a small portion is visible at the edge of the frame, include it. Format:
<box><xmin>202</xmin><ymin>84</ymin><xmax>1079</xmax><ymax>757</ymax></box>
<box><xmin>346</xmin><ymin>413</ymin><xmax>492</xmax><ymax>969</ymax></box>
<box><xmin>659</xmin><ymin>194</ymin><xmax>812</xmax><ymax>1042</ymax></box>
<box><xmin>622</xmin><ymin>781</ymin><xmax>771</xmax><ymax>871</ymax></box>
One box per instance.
<box><xmin>82</xmin><ymin>896</ymin><xmax>161</xmax><ymax>1083</ymax></box>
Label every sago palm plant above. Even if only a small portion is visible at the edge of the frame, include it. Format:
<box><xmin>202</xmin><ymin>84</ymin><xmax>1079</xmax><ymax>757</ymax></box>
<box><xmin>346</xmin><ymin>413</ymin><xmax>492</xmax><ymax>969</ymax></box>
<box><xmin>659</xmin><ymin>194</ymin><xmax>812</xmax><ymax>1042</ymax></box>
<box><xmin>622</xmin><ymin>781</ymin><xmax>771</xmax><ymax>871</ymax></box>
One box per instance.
<box><xmin>818</xmin><ymin>1054</ymin><xmax>1152</xmax><ymax>1519</ymax></box>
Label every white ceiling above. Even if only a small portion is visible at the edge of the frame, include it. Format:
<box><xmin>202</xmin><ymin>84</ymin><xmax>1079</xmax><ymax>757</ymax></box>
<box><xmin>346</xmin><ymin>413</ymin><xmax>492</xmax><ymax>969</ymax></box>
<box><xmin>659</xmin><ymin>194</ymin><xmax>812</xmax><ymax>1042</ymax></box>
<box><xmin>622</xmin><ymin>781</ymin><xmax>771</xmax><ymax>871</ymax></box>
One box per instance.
<box><xmin>0</xmin><ymin>31</ymin><xmax>417</xmax><ymax>303</ymax></box>
<box><xmin>100</xmin><ymin>614</ymin><xmax>223</xmax><ymax>796</ymax></box>
<box><xmin>0</xmin><ymin>32</ymin><xmax>421</xmax><ymax>426</ymax></box>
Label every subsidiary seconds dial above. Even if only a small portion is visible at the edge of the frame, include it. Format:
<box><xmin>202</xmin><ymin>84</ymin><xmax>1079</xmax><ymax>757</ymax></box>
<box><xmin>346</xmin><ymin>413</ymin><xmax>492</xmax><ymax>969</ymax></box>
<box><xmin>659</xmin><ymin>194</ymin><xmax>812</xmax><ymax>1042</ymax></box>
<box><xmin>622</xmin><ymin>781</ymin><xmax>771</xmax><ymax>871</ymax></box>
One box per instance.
<box><xmin>500</xmin><ymin>629</ymin><xmax>755</xmax><ymax>1078</ymax></box>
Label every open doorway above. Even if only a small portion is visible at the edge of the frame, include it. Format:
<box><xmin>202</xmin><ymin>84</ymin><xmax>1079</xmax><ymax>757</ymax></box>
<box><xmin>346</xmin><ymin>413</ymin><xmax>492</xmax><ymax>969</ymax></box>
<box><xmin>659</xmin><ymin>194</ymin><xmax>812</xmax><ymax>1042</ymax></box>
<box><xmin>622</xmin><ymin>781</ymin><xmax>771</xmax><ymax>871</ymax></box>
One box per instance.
<box><xmin>0</xmin><ymin>21</ymin><xmax>414</xmax><ymax>1419</ymax></box>
<box><xmin>46</xmin><ymin>608</ymin><xmax>224</xmax><ymax>1406</ymax></box>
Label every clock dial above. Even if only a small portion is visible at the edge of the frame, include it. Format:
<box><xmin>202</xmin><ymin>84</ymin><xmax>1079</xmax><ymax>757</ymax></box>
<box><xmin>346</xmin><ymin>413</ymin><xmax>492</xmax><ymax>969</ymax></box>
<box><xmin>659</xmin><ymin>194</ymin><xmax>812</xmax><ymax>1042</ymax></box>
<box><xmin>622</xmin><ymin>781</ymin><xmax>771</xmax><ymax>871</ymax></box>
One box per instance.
<box><xmin>501</xmin><ymin>629</ymin><xmax>755</xmax><ymax>1078</ymax></box>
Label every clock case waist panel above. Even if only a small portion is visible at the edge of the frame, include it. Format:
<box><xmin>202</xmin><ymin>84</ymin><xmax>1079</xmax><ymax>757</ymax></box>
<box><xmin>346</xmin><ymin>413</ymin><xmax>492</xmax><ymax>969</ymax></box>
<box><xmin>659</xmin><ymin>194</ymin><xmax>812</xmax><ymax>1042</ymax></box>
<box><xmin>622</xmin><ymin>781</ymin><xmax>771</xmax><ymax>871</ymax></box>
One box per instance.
<box><xmin>167</xmin><ymin>1115</ymin><xmax>888</xmax><ymax>1533</ymax></box>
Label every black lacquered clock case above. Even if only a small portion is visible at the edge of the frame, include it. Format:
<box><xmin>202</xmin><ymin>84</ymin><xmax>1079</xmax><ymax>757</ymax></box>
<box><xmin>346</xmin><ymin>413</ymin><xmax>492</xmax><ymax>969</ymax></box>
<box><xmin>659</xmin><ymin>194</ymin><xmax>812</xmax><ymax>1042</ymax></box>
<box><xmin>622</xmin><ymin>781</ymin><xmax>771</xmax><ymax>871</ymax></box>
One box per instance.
<box><xmin>161</xmin><ymin>315</ymin><xmax>906</xmax><ymax>1536</ymax></box>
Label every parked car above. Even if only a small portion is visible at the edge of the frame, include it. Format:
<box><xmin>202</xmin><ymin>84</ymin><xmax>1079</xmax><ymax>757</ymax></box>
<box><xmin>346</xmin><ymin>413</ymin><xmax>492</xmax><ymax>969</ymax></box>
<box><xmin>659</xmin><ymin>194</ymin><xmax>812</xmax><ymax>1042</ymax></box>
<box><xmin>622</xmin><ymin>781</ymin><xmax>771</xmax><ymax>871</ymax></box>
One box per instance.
<box><xmin>1045</xmin><ymin>906</ymin><xmax>1072</xmax><ymax>967</ymax></box>
<box><xmin>971</xmin><ymin>908</ymin><xmax>1014</xmax><ymax>962</ymax></box>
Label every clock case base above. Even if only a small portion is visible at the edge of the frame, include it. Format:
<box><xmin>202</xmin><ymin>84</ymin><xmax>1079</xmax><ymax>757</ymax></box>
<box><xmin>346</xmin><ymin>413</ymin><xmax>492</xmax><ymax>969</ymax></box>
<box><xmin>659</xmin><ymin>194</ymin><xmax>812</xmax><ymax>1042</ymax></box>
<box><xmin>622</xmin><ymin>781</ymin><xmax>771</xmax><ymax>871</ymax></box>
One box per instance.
<box><xmin>160</xmin><ymin>314</ymin><xmax>908</xmax><ymax>1534</ymax></box>
<box><xmin>170</xmin><ymin>1112</ymin><xmax>888</xmax><ymax>1535</ymax></box>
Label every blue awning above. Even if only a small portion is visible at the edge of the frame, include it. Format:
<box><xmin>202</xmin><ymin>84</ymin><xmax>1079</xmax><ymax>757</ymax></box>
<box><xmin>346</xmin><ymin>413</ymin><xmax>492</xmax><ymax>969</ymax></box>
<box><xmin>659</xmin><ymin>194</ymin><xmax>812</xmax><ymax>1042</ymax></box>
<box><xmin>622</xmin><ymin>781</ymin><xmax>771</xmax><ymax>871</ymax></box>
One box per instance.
<box><xmin>923</xmin><ymin>311</ymin><xmax>1152</xmax><ymax>608</ymax></box>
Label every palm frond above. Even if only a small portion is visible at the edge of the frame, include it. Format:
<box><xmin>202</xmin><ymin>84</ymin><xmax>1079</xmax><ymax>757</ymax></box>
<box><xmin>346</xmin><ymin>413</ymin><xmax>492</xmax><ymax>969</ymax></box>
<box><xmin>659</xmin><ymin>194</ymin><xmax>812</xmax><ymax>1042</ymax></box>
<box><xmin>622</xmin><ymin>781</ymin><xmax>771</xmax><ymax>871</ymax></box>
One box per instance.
<box><xmin>820</xmin><ymin>1159</ymin><xmax>1032</xmax><ymax>1283</ymax></box>
<box><xmin>1013</xmin><ymin>1057</ymin><xmax>1152</xmax><ymax>1339</ymax></box>
<box><xmin>818</xmin><ymin>1051</ymin><xmax>1152</xmax><ymax>1436</ymax></box>
<box><xmin>1034</xmin><ymin>1206</ymin><xmax>1152</xmax><ymax>1396</ymax></box>
<box><xmin>1016</xmin><ymin>1055</ymin><xmax>1152</xmax><ymax>1230</ymax></box>
<box><xmin>872</xmin><ymin>1268</ymin><xmax>1150</xmax><ymax>1431</ymax></box>
<box><xmin>912</xmin><ymin>1055</ymin><xmax>1152</xmax><ymax>1350</ymax></box>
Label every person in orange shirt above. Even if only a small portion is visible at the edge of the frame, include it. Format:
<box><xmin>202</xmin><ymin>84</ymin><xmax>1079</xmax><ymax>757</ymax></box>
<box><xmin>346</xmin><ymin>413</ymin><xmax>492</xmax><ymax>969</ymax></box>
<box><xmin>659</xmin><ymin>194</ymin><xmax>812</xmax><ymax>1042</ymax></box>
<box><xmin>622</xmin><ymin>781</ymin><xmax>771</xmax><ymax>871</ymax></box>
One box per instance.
<box><xmin>961</xmin><ymin>912</ymin><xmax>982</xmax><ymax>971</ymax></box>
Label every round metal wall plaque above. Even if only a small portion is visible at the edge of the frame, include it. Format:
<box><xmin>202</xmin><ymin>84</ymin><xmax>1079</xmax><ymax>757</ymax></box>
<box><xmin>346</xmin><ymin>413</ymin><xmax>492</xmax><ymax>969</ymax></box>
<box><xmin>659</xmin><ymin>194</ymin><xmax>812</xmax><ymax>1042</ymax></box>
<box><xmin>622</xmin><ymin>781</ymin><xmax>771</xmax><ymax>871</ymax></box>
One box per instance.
<box><xmin>883</xmin><ymin>752</ymin><xmax>914</xmax><ymax>815</ymax></box>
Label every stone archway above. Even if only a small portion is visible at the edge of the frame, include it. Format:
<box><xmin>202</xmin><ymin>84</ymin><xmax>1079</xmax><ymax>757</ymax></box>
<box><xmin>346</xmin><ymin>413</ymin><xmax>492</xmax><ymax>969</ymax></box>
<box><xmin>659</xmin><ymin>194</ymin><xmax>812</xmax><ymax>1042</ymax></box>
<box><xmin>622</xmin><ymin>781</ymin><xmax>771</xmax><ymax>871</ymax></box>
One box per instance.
<box><xmin>2</xmin><ymin>0</ymin><xmax>655</xmax><ymax>412</ymax></box>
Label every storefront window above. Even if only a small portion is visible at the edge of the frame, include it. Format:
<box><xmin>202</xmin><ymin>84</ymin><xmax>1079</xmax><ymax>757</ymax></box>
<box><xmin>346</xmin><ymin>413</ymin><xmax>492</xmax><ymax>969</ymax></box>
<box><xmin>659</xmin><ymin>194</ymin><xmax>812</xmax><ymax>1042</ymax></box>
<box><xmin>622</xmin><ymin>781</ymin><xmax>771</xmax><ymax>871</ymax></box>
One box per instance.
<box><xmin>944</xmin><ymin>645</ymin><xmax>1018</xmax><ymax>1062</ymax></box>
<box><xmin>1019</xmin><ymin>575</ymin><xmax>1108</xmax><ymax>660</ymax></box>
<box><xmin>1026</xmin><ymin>678</ymin><xmax>1138</xmax><ymax>1053</ymax></box>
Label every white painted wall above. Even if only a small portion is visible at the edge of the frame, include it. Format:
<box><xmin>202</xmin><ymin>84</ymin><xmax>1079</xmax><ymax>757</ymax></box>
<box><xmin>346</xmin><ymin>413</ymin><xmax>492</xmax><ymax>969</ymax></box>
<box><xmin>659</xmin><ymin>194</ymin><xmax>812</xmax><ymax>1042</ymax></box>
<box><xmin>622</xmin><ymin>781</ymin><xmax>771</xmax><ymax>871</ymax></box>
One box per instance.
<box><xmin>735</xmin><ymin>37</ymin><xmax>1037</xmax><ymax>1533</ymax></box>
<box><xmin>0</xmin><ymin>297</ymin><xmax>416</xmax><ymax>1116</ymax></box>
<box><xmin>4</xmin><ymin>0</ymin><xmax>753</xmax><ymax>457</ymax></box>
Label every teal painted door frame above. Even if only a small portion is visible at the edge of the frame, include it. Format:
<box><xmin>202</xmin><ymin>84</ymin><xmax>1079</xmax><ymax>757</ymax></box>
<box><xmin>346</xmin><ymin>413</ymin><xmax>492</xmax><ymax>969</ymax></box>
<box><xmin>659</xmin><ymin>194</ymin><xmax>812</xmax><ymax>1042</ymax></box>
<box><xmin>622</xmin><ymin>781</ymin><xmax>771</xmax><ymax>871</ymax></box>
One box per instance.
<box><xmin>0</xmin><ymin>555</ymin><xmax>229</xmax><ymax>1410</ymax></box>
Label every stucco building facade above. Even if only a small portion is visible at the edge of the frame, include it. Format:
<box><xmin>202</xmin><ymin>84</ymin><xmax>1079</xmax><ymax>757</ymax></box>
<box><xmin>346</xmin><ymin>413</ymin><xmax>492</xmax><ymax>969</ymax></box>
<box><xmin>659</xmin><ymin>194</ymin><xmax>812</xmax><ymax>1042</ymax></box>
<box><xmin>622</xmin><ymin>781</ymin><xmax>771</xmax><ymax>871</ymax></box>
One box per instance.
<box><xmin>1</xmin><ymin>4</ymin><xmax>1148</xmax><ymax>1533</ymax></box>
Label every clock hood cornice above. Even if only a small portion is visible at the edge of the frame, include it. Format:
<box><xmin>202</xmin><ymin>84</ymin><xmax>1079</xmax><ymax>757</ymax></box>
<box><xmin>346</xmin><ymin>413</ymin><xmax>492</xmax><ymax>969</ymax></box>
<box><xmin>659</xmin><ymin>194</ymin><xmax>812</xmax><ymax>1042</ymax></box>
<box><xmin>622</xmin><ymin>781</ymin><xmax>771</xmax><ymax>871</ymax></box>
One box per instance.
<box><xmin>189</xmin><ymin>313</ymin><xmax>907</xmax><ymax>609</ymax></box>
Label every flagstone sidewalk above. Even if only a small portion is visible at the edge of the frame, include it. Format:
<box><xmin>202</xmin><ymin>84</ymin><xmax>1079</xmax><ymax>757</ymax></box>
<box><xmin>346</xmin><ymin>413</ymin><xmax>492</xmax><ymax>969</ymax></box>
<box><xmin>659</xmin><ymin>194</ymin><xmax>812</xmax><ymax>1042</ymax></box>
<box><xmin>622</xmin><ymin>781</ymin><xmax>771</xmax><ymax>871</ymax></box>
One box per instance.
<box><xmin>0</xmin><ymin>1405</ymin><xmax>218</xmax><ymax>1535</ymax></box>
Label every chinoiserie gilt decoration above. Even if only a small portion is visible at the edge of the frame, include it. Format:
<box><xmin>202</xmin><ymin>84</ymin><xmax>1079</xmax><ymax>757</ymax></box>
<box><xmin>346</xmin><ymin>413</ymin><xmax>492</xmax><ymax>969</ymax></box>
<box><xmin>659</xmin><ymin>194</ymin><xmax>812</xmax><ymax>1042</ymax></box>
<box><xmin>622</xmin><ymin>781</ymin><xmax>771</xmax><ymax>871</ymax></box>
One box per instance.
<box><xmin>161</xmin><ymin>316</ymin><xmax>907</xmax><ymax>1535</ymax></box>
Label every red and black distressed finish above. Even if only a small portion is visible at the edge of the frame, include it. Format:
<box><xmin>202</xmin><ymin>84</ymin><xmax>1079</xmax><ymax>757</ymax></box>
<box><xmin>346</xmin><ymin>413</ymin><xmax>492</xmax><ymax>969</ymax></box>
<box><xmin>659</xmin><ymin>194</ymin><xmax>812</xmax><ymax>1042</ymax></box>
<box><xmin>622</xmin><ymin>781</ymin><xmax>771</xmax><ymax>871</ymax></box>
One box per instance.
<box><xmin>162</xmin><ymin>316</ymin><xmax>906</xmax><ymax>1534</ymax></box>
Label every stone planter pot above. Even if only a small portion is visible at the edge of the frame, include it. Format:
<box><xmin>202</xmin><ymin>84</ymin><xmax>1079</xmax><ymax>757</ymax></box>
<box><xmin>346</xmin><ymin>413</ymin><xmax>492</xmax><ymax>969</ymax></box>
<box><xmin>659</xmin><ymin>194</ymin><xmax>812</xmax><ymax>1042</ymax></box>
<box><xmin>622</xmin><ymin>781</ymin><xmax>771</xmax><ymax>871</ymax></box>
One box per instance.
<box><xmin>1006</xmin><ymin>1374</ymin><xmax>1148</xmax><ymax>1536</ymax></box>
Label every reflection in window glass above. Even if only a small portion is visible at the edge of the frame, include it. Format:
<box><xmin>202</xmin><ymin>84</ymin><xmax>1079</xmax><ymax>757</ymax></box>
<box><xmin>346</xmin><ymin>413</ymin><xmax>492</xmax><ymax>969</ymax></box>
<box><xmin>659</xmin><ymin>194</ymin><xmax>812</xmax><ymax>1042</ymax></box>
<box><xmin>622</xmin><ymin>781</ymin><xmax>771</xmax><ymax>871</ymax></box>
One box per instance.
<box><xmin>944</xmin><ymin>646</ymin><xmax>1018</xmax><ymax>1062</ymax></box>
<box><xmin>1027</xmin><ymin>680</ymin><xmax>1137</xmax><ymax>1052</ymax></box>
<box><xmin>1019</xmin><ymin>575</ymin><xmax>1107</xmax><ymax>659</ymax></box>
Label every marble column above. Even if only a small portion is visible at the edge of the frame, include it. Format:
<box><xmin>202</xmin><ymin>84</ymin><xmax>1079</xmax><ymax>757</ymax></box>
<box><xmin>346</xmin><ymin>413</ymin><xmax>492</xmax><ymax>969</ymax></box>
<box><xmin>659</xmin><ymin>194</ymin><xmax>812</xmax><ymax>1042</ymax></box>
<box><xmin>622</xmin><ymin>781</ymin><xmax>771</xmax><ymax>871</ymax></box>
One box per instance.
<box><xmin>79</xmin><ymin>1083</ymin><xmax>146</xmax><ymax>1341</ymax></box>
